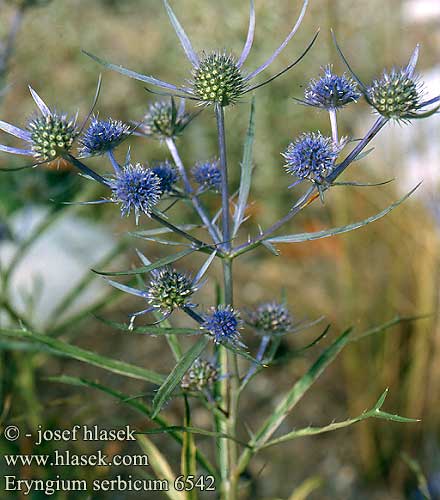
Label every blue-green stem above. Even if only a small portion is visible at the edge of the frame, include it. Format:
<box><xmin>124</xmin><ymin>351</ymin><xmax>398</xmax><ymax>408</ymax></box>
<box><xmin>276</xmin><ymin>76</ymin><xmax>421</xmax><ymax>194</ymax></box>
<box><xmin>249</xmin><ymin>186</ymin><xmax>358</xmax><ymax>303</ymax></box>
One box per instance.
<box><xmin>165</xmin><ymin>137</ymin><xmax>222</xmax><ymax>244</ymax></box>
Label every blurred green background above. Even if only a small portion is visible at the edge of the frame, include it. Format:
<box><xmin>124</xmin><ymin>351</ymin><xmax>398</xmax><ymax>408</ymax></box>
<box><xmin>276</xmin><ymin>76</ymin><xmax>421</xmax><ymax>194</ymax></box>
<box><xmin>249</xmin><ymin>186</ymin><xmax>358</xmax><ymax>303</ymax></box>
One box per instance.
<box><xmin>0</xmin><ymin>0</ymin><xmax>440</xmax><ymax>498</ymax></box>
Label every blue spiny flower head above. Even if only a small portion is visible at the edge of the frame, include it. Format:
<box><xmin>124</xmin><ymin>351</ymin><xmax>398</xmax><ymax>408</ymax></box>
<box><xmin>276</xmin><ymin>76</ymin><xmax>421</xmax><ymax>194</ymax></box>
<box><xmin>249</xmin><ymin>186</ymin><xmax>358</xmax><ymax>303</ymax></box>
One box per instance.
<box><xmin>152</xmin><ymin>160</ymin><xmax>179</xmax><ymax>192</ymax></box>
<box><xmin>192</xmin><ymin>160</ymin><xmax>222</xmax><ymax>192</ymax></box>
<box><xmin>191</xmin><ymin>52</ymin><xmax>248</xmax><ymax>107</ymax></box>
<box><xmin>78</xmin><ymin>116</ymin><xmax>131</xmax><ymax>157</ymax></box>
<box><xmin>202</xmin><ymin>305</ymin><xmax>243</xmax><ymax>346</ymax></box>
<box><xmin>181</xmin><ymin>358</ymin><xmax>219</xmax><ymax>392</ymax></box>
<box><xmin>0</xmin><ymin>86</ymin><xmax>78</xmax><ymax>164</ymax></box>
<box><xmin>146</xmin><ymin>266</ymin><xmax>196</xmax><ymax>312</ymax></box>
<box><xmin>109</xmin><ymin>162</ymin><xmax>162</xmax><ymax>222</ymax></box>
<box><xmin>248</xmin><ymin>301</ymin><xmax>293</xmax><ymax>336</ymax></box>
<box><xmin>302</xmin><ymin>65</ymin><xmax>360</xmax><ymax>110</ymax></box>
<box><xmin>86</xmin><ymin>0</ymin><xmax>316</xmax><ymax>108</ymax></box>
<box><xmin>283</xmin><ymin>132</ymin><xmax>341</xmax><ymax>184</ymax></box>
<box><xmin>139</xmin><ymin>99</ymin><xmax>193</xmax><ymax>139</ymax></box>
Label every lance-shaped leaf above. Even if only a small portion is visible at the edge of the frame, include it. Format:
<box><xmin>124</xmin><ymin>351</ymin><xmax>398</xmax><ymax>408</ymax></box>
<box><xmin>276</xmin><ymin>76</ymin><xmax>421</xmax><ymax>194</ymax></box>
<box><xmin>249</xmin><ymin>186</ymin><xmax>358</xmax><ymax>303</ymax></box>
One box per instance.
<box><xmin>0</xmin><ymin>328</ymin><xmax>164</xmax><ymax>385</ymax></box>
<box><xmin>138</xmin><ymin>426</ymin><xmax>249</xmax><ymax>446</ymax></box>
<box><xmin>233</xmin><ymin>97</ymin><xmax>256</xmax><ymax>237</ymax></box>
<box><xmin>152</xmin><ymin>336</ymin><xmax>210</xmax><ymax>418</ymax></box>
<box><xmin>93</xmin><ymin>248</ymin><xmax>196</xmax><ymax>276</ymax></box>
<box><xmin>130</xmin><ymin>224</ymin><xmax>200</xmax><ymax>238</ymax></box>
<box><xmin>48</xmin><ymin>375</ymin><xmax>218</xmax><ymax>478</ymax></box>
<box><xmin>260</xmin><ymin>389</ymin><xmax>419</xmax><ymax>449</ymax></box>
<box><xmin>267</xmin><ymin>184</ymin><xmax>420</xmax><ymax>244</ymax></box>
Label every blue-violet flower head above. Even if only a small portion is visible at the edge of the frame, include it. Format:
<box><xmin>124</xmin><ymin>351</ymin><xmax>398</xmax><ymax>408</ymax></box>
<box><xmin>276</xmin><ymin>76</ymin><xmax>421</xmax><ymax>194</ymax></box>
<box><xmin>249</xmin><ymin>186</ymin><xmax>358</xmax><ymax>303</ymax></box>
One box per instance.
<box><xmin>303</xmin><ymin>65</ymin><xmax>360</xmax><ymax>110</ymax></box>
<box><xmin>109</xmin><ymin>163</ymin><xmax>162</xmax><ymax>221</ymax></box>
<box><xmin>192</xmin><ymin>160</ymin><xmax>222</xmax><ymax>192</ymax></box>
<box><xmin>202</xmin><ymin>305</ymin><xmax>243</xmax><ymax>346</ymax></box>
<box><xmin>151</xmin><ymin>161</ymin><xmax>179</xmax><ymax>192</ymax></box>
<box><xmin>283</xmin><ymin>132</ymin><xmax>341</xmax><ymax>184</ymax></box>
<box><xmin>79</xmin><ymin>116</ymin><xmax>131</xmax><ymax>157</ymax></box>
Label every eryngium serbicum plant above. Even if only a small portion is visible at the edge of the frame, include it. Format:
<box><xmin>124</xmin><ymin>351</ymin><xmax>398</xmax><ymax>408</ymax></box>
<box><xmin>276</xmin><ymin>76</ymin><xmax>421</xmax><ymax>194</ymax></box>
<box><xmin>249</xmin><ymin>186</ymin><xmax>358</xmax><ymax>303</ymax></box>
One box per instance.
<box><xmin>1</xmin><ymin>1</ymin><xmax>439</xmax><ymax>498</ymax></box>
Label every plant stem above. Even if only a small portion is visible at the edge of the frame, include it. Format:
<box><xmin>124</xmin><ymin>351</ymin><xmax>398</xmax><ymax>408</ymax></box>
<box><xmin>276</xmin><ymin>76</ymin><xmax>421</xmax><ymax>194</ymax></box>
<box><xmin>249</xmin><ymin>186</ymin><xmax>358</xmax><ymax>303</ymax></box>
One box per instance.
<box><xmin>165</xmin><ymin>137</ymin><xmax>222</xmax><ymax>244</ymax></box>
<box><xmin>329</xmin><ymin>108</ymin><xmax>339</xmax><ymax>144</ymax></box>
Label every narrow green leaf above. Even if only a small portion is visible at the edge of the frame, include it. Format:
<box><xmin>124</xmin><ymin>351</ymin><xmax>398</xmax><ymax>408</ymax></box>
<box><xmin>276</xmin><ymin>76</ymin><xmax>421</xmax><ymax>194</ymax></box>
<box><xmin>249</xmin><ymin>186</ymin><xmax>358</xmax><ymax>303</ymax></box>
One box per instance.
<box><xmin>48</xmin><ymin>375</ymin><xmax>218</xmax><ymax>478</ymax></box>
<box><xmin>93</xmin><ymin>248</ymin><xmax>196</xmax><ymax>276</ymax></box>
<box><xmin>130</xmin><ymin>224</ymin><xmax>200</xmax><ymax>238</ymax></box>
<box><xmin>138</xmin><ymin>426</ymin><xmax>249</xmax><ymax>446</ymax></box>
<box><xmin>233</xmin><ymin>97</ymin><xmax>256</xmax><ymax>237</ymax></box>
<box><xmin>96</xmin><ymin>316</ymin><xmax>201</xmax><ymax>336</ymax></box>
<box><xmin>374</xmin><ymin>410</ymin><xmax>420</xmax><ymax>423</ymax></box>
<box><xmin>252</xmin><ymin>328</ymin><xmax>353</xmax><ymax>448</ymax></box>
<box><xmin>0</xmin><ymin>328</ymin><xmax>164</xmax><ymax>385</ymax></box>
<box><xmin>181</xmin><ymin>396</ymin><xmax>197</xmax><ymax>500</ymax></box>
<box><xmin>402</xmin><ymin>453</ymin><xmax>432</xmax><ymax>500</ymax></box>
<box><xmin>152</xmin><ymin>336</ymin><xmax>210</xmax><ymax>418</ymax></box>
<box><xmin>267</xmin><ymin>184</ymin><xmax>420</xmax><ymax>244</ymax></box>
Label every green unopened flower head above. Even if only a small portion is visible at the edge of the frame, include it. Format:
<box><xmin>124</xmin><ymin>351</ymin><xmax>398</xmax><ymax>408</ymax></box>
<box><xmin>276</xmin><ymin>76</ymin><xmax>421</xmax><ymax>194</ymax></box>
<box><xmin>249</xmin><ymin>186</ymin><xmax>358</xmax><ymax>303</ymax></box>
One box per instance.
<box><xmin>146</xmin><ymin>266</ymin><xmax>196</xmax><ymax>312</ymax></box>
<box><xmin>192</xmin><ymin>52</ymin><xmax>247</xmax><ymax>107</ymax></box>
<box><xmin>28</xmin><ymin>113</ymin><xmax>77</xmax><ymax>162</ymax></box>
<box><xmin>181</xmin><ymin>359</ymin><xmax>219</xmax><ymax>392</ymax></box>
<box><xmin>368</xmin><ymin>69</ymin><xmax>421</xmax><ymax>120</ymax></box>
<box><xmin>140</xmin><ymin>98</ymin><xmax>193</xmax><ymax>139</ymax></box>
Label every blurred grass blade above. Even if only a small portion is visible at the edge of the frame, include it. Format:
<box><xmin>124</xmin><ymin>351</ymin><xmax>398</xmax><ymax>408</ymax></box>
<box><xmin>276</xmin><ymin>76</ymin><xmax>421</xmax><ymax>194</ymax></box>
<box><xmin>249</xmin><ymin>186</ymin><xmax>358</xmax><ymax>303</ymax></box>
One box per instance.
<box><xmin>288</xmin><ymin>476</ymin><xmax>323</xmax><ymax>500</ymax></box>
<box><xmin>137</xmin><ymin>435</ymin><xmax>186</xmax><ymax>500</ymax></box>
<box><xmin>252</xmin><ymin>328</ymin><xmax>353</xmax><ymax>449</ymax></box>
<box><xmin>48</xmin><ymin>375</ymin><xmax>218</xmax><ymax>478</ymax></box>
<box><xmin>93</xmin><ymin>248</ymin><xmax>196</xmax><ymax>276</ymax></box>
<box><xmin>233</xmin><ymin>97</ymin><xmax>256</xmax><ymax>237</ymax></box>
<box><xmin>267</xmin><ymin>184</ymin><xmax>420</xmax><ymax>244</ymax></box>
<box><xmin>352</xmin><ymin>314</ymin><xmax>431</xmax><ymax>342</ymax></box>
<box><xmin>152</xmin><ymin>336</ymin><xmax>210</xmax><ymax>418</ymax></box>
<box><xmin>96</xmin><ymin>317</ymin><xmax>201</xmax><ymax>335</ymax></box>
<box><xmin>0</xmin><ymin>328</ymin><xmax>164</xmax><ymax>385</ymax></box>
<box><xmin>181</xmin><ymin>396</ymin><xmax>197</xmax><ymax>500</ymax></box>
<box><xmin>261</xmin><ymin>389</ymin><xmax>418</xmax><ymax>449</ymax></box>
<box><xmin>402</xmin><ymin>453</ymin><xmax>432</xmax><ymax>500</ymax></box>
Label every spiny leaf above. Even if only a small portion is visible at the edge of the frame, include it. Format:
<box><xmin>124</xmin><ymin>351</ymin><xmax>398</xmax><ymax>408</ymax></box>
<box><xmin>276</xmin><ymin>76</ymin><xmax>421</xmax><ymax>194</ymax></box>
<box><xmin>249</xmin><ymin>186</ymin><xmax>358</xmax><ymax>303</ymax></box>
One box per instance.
<box><xmin>96</xmin><ymin>316</ymin><xmax>201</xmax><ymax>336</ymax></box>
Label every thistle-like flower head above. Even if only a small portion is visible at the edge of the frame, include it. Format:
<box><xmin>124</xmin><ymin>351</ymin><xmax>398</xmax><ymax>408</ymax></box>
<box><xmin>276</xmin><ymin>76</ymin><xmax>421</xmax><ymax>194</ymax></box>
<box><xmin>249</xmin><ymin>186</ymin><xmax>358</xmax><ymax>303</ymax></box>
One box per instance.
<box><xmin>191</xmin><ymin>52</ymin><xmax>248</xmax><ymax>107</ymax></box>
<box><xmin>152</xmin><ymin>160</ymin><xmax>179</xmax><ymax>192</ymax></box>
<box><xmin>79</xmin><ymin>116</ymin><xmax>131</xmax><ymax>157</ymax></box>
<box><xmin>181</xmin><ymin>358</ymin><xmax>219</xmax><ymax>392</ymax></box>
<box><xmin>0</xmin><ymin>86</ymin><xmax>78</xmax><ymax>164</ymax></box>
<box><xmin>108</xmin><ymin>162</ymin><xmax>162</xmax><ymax>221</ymax></box>
<box><xmin>333</xmin><ymin>37</ymin><xmax>440</xmax><ymax>121</ymax></box>
<box><xmin>86</xmin><ymin>0</ymin><xmax>316</xmax><ymax>108</ymax></box>
<box><xmin>248</xmin><ymin>301</ymin><xmax>293</xmax><ymax>335</ymax></box>
<box><xmin>202</xmin><ymin>305</ymin><xmax>243</xmax><ymax>346</ymax></box>
<box><xmin>192</xmin><ymin>160</ymin><xmax>221</xmax><ymax>192</ymax></box>
<box><xmin>139</xmin><ymin>99</ymin><xmax>193</xmax><ymax>139</ymax></box>
<box><xmin>302</xmin><ymin>65</ymin><xmax>360</xmax><ymax>110</ymax></box>
<box><xmin>368</xmin><ymin>69</ymin><xmax>421</xmax><ymax>120</ymax></box>
<box><xmin>283</xmin><ymin>132</ymin><xmax>341</xmax><ymax>184</ymax></box>
<box><xmin>146</xmin><ymin>266</ymin><xmax>196</xmax><ymax>312</ymax></box>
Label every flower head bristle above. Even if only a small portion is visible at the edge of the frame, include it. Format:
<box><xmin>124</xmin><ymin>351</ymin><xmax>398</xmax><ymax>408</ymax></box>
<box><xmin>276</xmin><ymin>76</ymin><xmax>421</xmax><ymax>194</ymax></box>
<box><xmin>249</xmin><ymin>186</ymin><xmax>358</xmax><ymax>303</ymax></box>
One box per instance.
<box><xmin>202</xmin><ymin>305</ymin><xmax>243</xmax><ymax>346</ymax></box>
<box><xmin>146</xmin><ymin>266</ymin><xmax>195</xmax><ymax>312</ymax></box>
<box><xmin>368</xmin><ymin>68</ymin><xmax>421</xmax><ymax>120</ymax></box>
<box><xmin>303</xmin><ymin>65</ymin><xmax>360</xmax><ymax>110</ymax></box>
<box><xmin>181</xmin><ymin>359</ymin><xmax>219</xmax><ymax>392</ymax></box>
<box><xmin>79</xmin><ymin>117</ymin><xmax>131</xmax><ymax>157</ymax></box>
<box><xmin>283</xmin><ymin>132</ymin><xmax>340</xmax><ymax>184</ymax></box>
<box><xmin>109</xmin><ymin>163</ymin><xmax>162</xmax><ymax>220</ymax></box>
<box><xmin>192</xmin><ymin>52</ymin><xmax>247</xmax><ymax>107</ymax></box>
<box><xmin>192</xmin><ymin>160</ymin><xmax>221</xmax><ymax>192</ymax></box>
<box><xmin>248</xmin><ymin>301</ymin><xmax>293</xmax><ymax>335</ymax></box>
<box><xmin>27</xmin><ymin>113</ymin><xmax>77</xmax><ymax>162</ymax></box>
<box><xmin>152</xmin><ymin>161</ymin><xmax>179</xmax><ymax>192</ymax></box>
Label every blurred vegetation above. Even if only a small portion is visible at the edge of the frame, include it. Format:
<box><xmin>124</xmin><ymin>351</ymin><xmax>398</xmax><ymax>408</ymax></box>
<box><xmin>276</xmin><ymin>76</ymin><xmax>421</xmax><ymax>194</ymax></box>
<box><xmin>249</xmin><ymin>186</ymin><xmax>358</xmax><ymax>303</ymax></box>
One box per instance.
<box><xmin>0</xmin><ymin>0</ymin><xmax>440</xmax><ymax>498</ymax></box>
